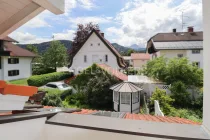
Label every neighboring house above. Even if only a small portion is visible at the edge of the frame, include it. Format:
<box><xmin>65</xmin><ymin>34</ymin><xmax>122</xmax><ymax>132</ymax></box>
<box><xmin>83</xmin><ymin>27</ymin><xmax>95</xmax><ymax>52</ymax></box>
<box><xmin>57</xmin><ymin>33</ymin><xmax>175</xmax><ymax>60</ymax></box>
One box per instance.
<box><xmin>0</xmin><ymin>37</ymin><xmax>36</xmax><ymax>81</ymax></box>
<box><xmin>69</xmin><ymin>29</ymin><xmax>126</xmax><ymax>74</ymax></box>
<box><xmin>123</xmin><ymin>53</ymin><xmax>150</xmax><ymax>69</ymax></box>
<box><xmin>146</xmin><ymin>27</ymin><xmax>203</xmax><ymax>68</ymax></box>
<box><xmin>131</xmin><ymin>53</ymin><xmax>150</xmax><ymax>68</ymax></box>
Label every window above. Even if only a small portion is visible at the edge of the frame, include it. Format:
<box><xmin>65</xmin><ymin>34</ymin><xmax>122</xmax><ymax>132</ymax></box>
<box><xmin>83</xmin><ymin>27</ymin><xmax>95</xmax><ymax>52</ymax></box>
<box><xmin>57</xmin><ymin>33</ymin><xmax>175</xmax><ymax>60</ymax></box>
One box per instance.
<box><xmin>113</xmin><ymin>91</ymin><xmax>119</xmax><ymax>103</ymax></box>
<box><xmin>192</xmin><ymin>50</ymin><xmax>200</xmax><ymax>54</ymax></box>
<box><xmin>84</xmin><ymin>55</ymin><xmax>87</xmax><ymax>62</ymax></box>
<box><xmin>8</xmin><ymin>70</ymin><xmax>19</xmax><ymax>76</ymax></box>
<box><xmin>90</xmin><ymin>43</ymin><xmax>93</xmax><ymax>46</ymax></box>
<box><xmin>46</xmin><ymin>84</ymin><xmax>57</xmax><ymax>88</ymax></box>
<box><xmin>8</xmin><ymin>58</ymin><xmax>19</xmax><ymax>64</ymax></box>
<box><xmin>121</xmin><ymin>93</ymin><xmax>130</xmax><ymax>104</ymax></box>
<box><xmin>193</xmin><ymin>62</ymin><xmax>200</xmax><ymax>68</ymax></box>
<box><xmin>105</xmin><ymin>55</ymin><xmax>108</xmax><ymax>62</ymax></box>
<box><xmin>98</xmin><ymin>43</ymin><xmax>100</xmax><ymax>46</ymax></box>
<box><xmin>132</xmin><ymin>92</ymin><xmax>139</xmax><ymax>104</ymax></box>
<box><xmin>177</xmin><ymin>54</ymin><xmax>183</xmax><ymax>58</ymax></box>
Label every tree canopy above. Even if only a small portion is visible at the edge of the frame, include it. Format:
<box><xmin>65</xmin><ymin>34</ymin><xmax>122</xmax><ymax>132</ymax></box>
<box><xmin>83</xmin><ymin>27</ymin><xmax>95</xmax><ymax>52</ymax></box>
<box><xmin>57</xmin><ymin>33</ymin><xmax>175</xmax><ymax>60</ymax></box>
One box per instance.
<box><xmin>141</xmin><ymin>56</ymin><xmax>203</xmax><ymax>87</ymax></box>
<box><xmin>26</xmin><ymin>44</ymin><xmax>38</xmax><ymax>54</ymax></box>
<box><xmin>69</xmin><ymin>22</ymin><xmax>99</xmax><ymax>59</ymax></box>
<box><xmin>42</xmin><ymin>41</ymin><xmax>67</xmax><ymax>69</ymax></box>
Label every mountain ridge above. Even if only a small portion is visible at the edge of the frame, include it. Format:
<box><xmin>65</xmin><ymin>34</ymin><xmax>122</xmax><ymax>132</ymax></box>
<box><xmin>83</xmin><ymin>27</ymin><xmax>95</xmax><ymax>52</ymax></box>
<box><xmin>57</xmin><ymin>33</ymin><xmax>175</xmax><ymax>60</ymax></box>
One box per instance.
<box><xmin>17</xmin><ymin>40</ymin><xmax>146</xmax><ymax>55</ymax></box>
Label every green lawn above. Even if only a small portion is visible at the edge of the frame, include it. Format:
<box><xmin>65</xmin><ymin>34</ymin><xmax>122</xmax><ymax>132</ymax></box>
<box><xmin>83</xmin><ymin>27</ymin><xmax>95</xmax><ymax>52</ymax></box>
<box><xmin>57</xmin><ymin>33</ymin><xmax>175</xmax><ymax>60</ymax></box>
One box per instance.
<box><xmin>8</xmin><ymin>79</ymin><xmax>28</xmax><ymax>85</ymax></box>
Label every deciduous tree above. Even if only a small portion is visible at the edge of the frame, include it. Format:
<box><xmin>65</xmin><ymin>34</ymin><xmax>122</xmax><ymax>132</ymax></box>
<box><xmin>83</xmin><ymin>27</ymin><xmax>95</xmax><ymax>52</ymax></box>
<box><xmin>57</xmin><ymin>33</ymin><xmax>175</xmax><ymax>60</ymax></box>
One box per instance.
<box><xmin>42</xmin><ymin>41</ymin><xmax>67</xmax><ymax>70</ymax></box>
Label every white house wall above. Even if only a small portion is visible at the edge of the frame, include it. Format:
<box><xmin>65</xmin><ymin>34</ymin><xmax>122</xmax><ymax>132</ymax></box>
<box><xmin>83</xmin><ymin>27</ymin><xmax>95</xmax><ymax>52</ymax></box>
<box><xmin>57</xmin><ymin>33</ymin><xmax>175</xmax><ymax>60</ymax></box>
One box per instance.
<box><xmin>186</xmin><ymin>50</ymin><xmax>203</xmax><ymax>68</ymax></box>
<box><xmin>70</xmin><ymin>32</ymin><xmax>120</xmax><ymax>74</ymax></box>
<box><xmin>154</xmin><ymin>50</ymin><xmax>203</xmax><ymax>68</ymax></box>
<box><xmin>1</xmin><ymin>56</ymin><xmax>33</xmax><ymax>81</ymax></box>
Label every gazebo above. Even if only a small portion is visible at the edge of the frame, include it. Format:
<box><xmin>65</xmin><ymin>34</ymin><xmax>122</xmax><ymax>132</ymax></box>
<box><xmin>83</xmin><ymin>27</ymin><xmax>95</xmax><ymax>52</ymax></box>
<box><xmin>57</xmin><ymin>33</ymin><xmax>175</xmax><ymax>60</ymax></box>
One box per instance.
<box><xmin>110</xmin><ymin>81</ymin><xmax>142</xmax><ymax>113</ymax></box>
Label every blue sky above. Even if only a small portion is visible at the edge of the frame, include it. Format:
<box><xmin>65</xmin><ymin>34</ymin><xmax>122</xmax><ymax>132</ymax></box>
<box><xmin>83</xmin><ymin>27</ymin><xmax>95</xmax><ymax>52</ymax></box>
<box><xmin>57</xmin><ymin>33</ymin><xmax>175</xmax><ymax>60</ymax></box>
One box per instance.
<box><xmin>10</xmin><ymin>0</ymin><xmax>202</xmax><ymax>47</ymax></box>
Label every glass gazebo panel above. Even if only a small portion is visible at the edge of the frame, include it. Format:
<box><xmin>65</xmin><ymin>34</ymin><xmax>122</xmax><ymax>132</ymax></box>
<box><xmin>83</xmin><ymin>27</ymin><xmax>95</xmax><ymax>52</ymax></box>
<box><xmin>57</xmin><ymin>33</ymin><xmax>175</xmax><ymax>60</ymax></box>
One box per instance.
<box><xmin>113</xmin><ymin>91</ymin><xmax>119</xmax><ymax>103</ymax></box>
<box><xmin>121</xmin><ymin>93</ymin><xmax>130</xmax><ymax>104</ymax></box>
<box><xmin>132</xmin><ymin>92</ymin><xmax>139</xmax><ymax>104</ymax></box>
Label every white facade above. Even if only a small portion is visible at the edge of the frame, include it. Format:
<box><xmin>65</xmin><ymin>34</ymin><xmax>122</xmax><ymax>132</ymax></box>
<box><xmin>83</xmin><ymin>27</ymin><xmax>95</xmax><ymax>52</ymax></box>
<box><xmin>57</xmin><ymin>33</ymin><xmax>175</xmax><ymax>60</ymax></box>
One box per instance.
<box><xmin>203</xmin><ymin>0</ymin><xmax>210</xmax><ymax>132</ymax></box>
<box><xmin>70</xmin><ymin>32</ymin><xmax>121</xmax><ymax>74</ymax></box>
<box><xmin>152</xmin><ymin>49</ymin><xmax>203</xmax><ymax>68</ymax></box>
<box><xmin>0</xmin><ymin>56</ymin><xmax>33</xmax><ymax>81</ymax></box>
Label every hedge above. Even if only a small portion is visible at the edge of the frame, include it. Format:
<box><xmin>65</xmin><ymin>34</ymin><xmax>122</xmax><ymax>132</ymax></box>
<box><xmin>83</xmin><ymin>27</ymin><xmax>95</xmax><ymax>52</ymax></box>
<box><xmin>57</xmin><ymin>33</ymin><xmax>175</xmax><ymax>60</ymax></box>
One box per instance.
<box><xmin>27</xmin><ymin>71</ymin><xmax>73</xmax><ymax>87</ymax></box>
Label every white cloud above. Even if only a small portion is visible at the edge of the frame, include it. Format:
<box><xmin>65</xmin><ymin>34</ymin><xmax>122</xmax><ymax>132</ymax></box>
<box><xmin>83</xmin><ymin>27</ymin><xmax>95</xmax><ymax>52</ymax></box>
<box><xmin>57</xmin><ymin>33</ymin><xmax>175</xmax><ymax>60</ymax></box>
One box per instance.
<box><xmin>69</xmin><ymin>16</ymin><xmax>112</xmax><ymax>25</ymax></box>
<box><xmin>53</xmin><ymin>30</ymin><xmax>75</xmax><ymax>40</ymax></box>
<box><xmin>107</xmin><ymin>0</ymin><xmax>202</xmax><ymax>46</ymax></box>
<box><xmin>78</xmin><ymin>0</ymin><xmax>97</xmax><ymax>10</ymax></box>
<box><xmin>65</xmin><ymin>0</ymin><xmax>96</xmax><ymax>15</ymax></box>
<box><xmin>10</xmin><ymin>32</ymin><xmax>51</xmax><ymax>44</ymax></box>
<box><xmin>23</xmin><ymin>11</ymin><xmax>52</xmax><ymax>28</ymax></box>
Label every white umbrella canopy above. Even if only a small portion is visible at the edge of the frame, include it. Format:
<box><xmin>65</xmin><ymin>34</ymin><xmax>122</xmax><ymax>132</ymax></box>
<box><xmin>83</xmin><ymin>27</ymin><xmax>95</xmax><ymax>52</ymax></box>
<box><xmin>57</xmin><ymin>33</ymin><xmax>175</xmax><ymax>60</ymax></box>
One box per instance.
<box><xmin>110</xmin><ymin>81</ymin><xmax>142</xmax><ymax>93</ymax></box>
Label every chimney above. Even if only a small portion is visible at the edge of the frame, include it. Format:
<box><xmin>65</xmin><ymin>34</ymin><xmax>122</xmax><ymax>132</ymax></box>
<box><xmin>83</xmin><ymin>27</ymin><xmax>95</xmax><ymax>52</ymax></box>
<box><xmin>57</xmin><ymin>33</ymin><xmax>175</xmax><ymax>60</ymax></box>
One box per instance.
<box><xmin>101</xmin><ymin>33</ymin><xmax>104</xmax><ymax>37</ymax></box>
<box><xmin>96</xmin><ymin>29</ymin><xmax>100</xmax><ymax>33</ymax></box>
<box><xmin>173</xmin><ymin>28</ymin><xmax>176</xmax><ymax>33</ymax></box>
<box><xmin>188</xmin><ymin>26</ymin><xmax>194</xmax><ymax>32</ymax></box>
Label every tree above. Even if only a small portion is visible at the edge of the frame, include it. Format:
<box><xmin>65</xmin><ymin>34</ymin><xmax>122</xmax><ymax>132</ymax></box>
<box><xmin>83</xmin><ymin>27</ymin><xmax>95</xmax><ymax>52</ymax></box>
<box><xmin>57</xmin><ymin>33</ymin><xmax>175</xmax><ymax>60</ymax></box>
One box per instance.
<box><xmin>141</xmin><ymin>56</ymin><xmax>203</xmax><ymax>87</ymax></box>
<box><xmin>127</xmin><ymin>49</ymin><xmax>135</xmax><ymax>56</ymax></box>
<box><xmin>69</xmin><ymin>22</ymin><xmax>99</xmax><ymax>59</ymax></box>
<box><xmin>26</xmin><ymin>44</ymin><xmax>38</xmax><ymax>54</ymax></box>
<box><xmin>42</xmin><ymin>41</ymin><xmax>67</xmax><ymax>70</ymax></box>
<box><xmin>70</xmin><ymin>64</ymin><xmax>120</xmax><ymax>109</ymax></box>
<box><xmin>141</xmin><ymin>56</ymin><xmax>168</xmax><ymax>82</ymax></box>
<box><xmin>170</xmin><ymin>81</ymin><xmax>191</xmax><ymax>107</ymax></box>
<box><xmin>150</xmin><ymin>88</ymin><xmax>175</xmax><ymax>115</ymax></box>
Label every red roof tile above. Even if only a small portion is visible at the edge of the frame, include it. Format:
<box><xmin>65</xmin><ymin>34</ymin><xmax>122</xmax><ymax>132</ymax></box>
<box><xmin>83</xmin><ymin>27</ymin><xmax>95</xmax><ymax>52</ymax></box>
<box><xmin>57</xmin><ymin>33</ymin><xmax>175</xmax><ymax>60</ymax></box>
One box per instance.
<box><xmin>124</xmin><ymin>113</ymin><xmax>201</xmax><ymax>125</ymax></box>
<box><xmin>5</xmin><ymin>43</ymin><xmax>36</xmax><ymax>57</ymax></box>
<box><xmin>72</xmin><ymin>109</ymin><xmax>98</xmax><ymax>115</ymax></box>
<box><xmin>97</xmin><ymin>64</ymin><xmax>128</xmax><ymax>81</ymax></box>
<box><xmin>131</xmin><ymin>53</ymin><xmax>150</xmax><ymax>60</ymax></box>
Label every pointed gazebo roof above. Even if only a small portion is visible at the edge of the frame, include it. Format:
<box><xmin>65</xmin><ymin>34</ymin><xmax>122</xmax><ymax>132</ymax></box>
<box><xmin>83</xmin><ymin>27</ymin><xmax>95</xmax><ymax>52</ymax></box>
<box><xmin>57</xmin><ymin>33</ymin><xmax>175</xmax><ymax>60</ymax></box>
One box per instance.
<box><xmin>110</xmin><ymin>81</ymin><xmax>142</xmax><ymax>93</ymax></box>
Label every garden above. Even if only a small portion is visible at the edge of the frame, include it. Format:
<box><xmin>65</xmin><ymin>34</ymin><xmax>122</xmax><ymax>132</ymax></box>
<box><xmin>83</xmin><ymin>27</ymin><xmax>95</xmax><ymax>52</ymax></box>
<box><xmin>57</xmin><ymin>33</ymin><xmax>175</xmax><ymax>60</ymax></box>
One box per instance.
<box><xmin>141</xmin><ymin>56</ymin><xmax>203</xmax><ymax>122</ymax></box>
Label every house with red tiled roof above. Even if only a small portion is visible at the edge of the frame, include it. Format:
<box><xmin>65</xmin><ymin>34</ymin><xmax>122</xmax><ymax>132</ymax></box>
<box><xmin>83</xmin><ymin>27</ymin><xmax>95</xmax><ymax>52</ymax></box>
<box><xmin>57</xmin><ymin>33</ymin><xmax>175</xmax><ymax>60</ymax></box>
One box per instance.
<box><xmin>0</xmin><ymin>37</ymin><xmax>36</xmax><ymax>81</ymax></box>
<box><xmin>69</xmin><ymin>29</ymin><xmax>127</xmax><ymax>75</ymax></box>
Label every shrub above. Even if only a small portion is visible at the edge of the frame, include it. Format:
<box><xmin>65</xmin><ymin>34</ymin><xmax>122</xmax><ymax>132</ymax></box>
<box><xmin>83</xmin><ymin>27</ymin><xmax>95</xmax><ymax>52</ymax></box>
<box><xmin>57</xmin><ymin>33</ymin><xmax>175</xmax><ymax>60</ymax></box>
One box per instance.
<box><xmin>60</xmin><ymin>89</ymin><xmax>72</xmax><ymax>100</ymax></box>
<box><xmin>32</xmin><ymin>65</ymin><xmax>56</xmax><ymax>75</ymax></box>
<box><xmin>27</xmin><ymin>71</ymin><xmax>73</xmax><ymax>87</ymax></box>
<box><xmin>150</xmin><ymin>88</ymin><xmax>175</xmax><ymax>115</ymax></box>
<box><xmin>170</xmin><ymin>81</ymin><xmax>191</xmax><ymax>107</ymax></box>
<box><xmin>65</xmin><ymin>92</ymin><xmax>87</xmax><ymax>107</ymax></box>
<box><xmin>71</xmin><ymin>64</ymin><xmax>120</xmax><ymax>109</ymax></box>
<box><xmin>169</xmin><ymin>108</ymin><xmax>202</xmax><ymax>123</ymax></box>
<box><xmin>41</xmin><ymin>93</ymin><xmax>62</xmax><ymax>107</ymax></box>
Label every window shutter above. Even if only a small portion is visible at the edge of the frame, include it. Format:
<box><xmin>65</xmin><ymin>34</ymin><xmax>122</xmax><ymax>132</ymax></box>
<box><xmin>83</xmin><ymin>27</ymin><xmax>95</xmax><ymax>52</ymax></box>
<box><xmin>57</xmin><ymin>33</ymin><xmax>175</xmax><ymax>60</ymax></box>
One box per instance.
<box><xmin>16</xmin><ymin>58</ymin><xmax>19</xmax><ymax>64</ymax></box>
<box><xmin>8</xmin><ymin>58</ymin><xmax>11</xmax><ymax>64</ymax></box>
